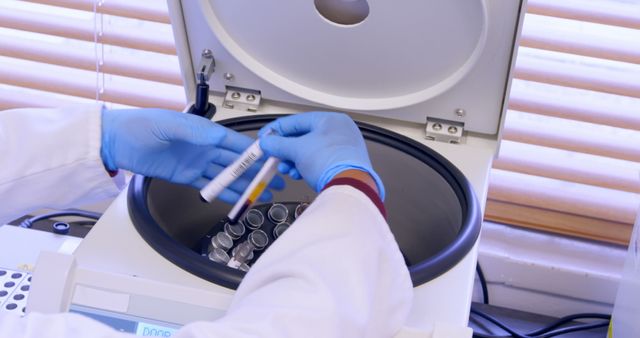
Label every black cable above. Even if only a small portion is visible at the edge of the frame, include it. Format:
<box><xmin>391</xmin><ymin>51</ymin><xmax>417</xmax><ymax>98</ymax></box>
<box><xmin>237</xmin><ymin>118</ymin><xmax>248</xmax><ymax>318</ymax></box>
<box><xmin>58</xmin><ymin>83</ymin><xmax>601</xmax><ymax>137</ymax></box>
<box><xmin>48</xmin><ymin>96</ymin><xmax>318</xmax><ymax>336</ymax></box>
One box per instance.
<box><xmin>473</xmin><ymin>332</ymin><xmax>512</xmax><ymax>338</ymax></box>
<box><xmin>19</xmin><ymin>209</ymin><xmax>101</xmax><ymax>228</ymax></box>
<box><xmin>470</xmin><ymin>308</ymin><xmax>531</xmax><ymax>338</ymax></box>
<box><xmin>538</xmin><ymin>320</ymin><xmax>609</xmax><ymax>338</ymax></box>
<box><xmin>471</xmin><ymin>307</ymin><xmax>611</xmax><ymax>338</ymax></box>
<box><xmin>472</xmin><ymin>263</ymin><xmax>610</xmax><ymax>337</ymax></box>
<box><xmin>526</xmin><ymin>313</ymin><xmax>611</xmax><ymax>336</ymax></box>
<box><xmin>539</xmin><ymin>320</ymin><xmax>610</xmax><ymax>337</ymax></box>
<box><xmin>476</xmin><ymin>263</ymin><xmax>489</xmax><ymax>304</ymax></box>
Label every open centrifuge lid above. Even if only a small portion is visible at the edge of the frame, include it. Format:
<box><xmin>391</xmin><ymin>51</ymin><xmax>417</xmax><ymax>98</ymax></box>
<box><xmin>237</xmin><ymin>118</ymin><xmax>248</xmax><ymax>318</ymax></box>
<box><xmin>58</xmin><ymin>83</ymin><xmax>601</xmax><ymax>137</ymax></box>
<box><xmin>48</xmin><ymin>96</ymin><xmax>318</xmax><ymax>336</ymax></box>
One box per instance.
<box><xmin>169</xmin><ymin>0</ymin><xmax>525</xmax><ymax>135</ymax></box>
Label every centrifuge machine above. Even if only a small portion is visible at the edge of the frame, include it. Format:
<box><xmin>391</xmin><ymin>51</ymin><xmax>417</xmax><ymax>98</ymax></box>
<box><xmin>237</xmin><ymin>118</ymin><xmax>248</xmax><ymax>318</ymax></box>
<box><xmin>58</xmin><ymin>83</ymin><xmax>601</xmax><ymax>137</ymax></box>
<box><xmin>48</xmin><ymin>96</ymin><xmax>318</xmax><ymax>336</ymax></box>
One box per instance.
<box><xmin>27</xmin><ymin>1</ymin><xmax>525</xmax><ymax>337</ymax></box>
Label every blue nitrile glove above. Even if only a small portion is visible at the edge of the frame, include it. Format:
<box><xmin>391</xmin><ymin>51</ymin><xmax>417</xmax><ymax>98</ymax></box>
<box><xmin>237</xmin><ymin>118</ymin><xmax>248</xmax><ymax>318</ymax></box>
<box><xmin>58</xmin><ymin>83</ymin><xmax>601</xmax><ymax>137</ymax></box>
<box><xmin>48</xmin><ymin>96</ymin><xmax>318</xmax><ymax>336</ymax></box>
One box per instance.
<box><xmin>258</xmin><ymin>112</ymin><xmax>385</xmax><ymax>200</ymax></box>
<box><xmin>101</xmin><ymin>108</ymin><xmax>285</xmax><ymax>204</ymax></box>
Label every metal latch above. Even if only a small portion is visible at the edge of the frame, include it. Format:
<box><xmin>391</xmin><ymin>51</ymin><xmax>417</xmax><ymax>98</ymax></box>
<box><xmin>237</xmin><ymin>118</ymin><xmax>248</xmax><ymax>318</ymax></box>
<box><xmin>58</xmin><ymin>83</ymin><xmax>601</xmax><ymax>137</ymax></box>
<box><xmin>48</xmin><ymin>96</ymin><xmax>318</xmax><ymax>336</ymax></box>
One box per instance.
<box><xmin>425</xmin><ymin>118</ymin><xmax>464</xmax><ymax>144</ymax></box>
<box><xmin>222</xmin><ymin>86</ymin><xmax>262</xmax><ymax>112</ymax></box>
<box><xmin>197</xmin><ymin>49</ymin><xmax>215</xmax><ymax>83</ymax></box>
<box><xmin>188</xmin><ymin>49</ymin><xmax>216</xmax><ymax>119</ymax></box>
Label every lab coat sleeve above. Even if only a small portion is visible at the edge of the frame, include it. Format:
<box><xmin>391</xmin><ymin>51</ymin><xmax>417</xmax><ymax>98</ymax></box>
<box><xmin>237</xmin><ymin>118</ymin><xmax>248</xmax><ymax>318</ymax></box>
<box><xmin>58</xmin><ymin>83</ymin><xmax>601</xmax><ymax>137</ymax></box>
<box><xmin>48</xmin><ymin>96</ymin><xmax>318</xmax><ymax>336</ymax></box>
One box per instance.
<box><xmin>0</xmin><ymin>185</ymin><xmax>411</xmax><ymax>338</ymax></box>
<box><xmin>0</xmin><ymin>104</ymin><xmax>122</xmax><ymax>224</ymax></box>
<box><xmin>177</xmin><ymin>185</ymin><xmax>413</xmax><ymax>338</ymax></box>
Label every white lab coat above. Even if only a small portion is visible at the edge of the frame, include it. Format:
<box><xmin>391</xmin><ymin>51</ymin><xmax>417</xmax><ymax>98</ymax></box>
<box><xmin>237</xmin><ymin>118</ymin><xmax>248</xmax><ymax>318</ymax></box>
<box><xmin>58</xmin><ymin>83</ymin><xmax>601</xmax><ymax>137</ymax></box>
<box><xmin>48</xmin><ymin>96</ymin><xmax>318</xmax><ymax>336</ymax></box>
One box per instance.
<box><xmin>0</xmin><ymin>104</ymin><xmax>122</xmax><ymax>222</ymax></box>
<box><xmin>0</xmin><ymin>105</ymin><xmax>413</xmax><ymax>337</ymax></box>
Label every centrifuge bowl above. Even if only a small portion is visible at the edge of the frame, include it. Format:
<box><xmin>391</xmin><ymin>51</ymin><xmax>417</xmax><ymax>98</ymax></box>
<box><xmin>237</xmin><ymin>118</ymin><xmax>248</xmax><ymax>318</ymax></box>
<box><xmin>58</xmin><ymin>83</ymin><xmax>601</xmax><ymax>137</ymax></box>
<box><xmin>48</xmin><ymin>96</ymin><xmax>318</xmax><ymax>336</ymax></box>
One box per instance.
<box><xmin>128</xmin><ymin>115</ymin><xmax>481</xmax><ymax>289</ymax></box>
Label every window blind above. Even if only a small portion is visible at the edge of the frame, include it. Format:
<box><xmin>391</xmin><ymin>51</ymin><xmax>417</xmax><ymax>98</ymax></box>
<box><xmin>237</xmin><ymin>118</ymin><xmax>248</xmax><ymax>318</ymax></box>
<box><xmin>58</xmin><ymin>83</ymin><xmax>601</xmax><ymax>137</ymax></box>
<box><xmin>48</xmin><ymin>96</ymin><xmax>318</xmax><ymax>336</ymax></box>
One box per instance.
<box><xmin>1</xmin><ymin>0</ymin><xmax>637</xmax><ymax>244</ymax></box>
<box><xmin>487</xmin><ymin>0</ymin><xmax>640</xmax><ymax>245</ymax></box>
<box><xmin>0</xmin><ymin>0</ymin><xmax>185</xmax><ymax>111</ymax></box>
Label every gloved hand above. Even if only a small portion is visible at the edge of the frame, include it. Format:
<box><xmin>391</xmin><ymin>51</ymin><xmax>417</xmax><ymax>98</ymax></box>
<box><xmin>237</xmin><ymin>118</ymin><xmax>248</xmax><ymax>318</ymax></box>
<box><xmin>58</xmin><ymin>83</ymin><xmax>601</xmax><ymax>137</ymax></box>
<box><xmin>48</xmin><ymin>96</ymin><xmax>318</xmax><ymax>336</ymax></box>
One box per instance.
<box><xmin>101</xmin><ymin>108</ymin><xmax>285</xmax><ymax>204</ymax></box>
<box><xmin>258</xmin><ymin>112</ymin><xmax>385</xmax><ymax>199</ymax></box>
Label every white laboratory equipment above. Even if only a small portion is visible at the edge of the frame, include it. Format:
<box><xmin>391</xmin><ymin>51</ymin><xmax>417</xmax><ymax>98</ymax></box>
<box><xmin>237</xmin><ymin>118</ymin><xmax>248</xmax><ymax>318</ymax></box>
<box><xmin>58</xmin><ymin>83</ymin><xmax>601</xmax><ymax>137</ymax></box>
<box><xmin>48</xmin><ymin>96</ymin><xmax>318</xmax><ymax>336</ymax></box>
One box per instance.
<box><xmin>27</xmin><ymin>1</ymin><xmax>526</xmax><ymax>337</ymax></box>
<box><xmin>608</xmin><ymin>209</ymin><xmax>640</xmax><ymax>337</ymax></box>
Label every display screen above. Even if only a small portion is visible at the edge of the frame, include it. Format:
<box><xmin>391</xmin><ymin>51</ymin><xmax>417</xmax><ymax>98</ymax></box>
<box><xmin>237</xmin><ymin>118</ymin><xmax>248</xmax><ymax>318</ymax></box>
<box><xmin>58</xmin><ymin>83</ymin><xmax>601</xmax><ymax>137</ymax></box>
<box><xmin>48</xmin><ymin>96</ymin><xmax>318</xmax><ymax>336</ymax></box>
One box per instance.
<box><xmin>70</xmin><ymin>305</ymin><xmax>180</xmax><ymax>337</ymax></box>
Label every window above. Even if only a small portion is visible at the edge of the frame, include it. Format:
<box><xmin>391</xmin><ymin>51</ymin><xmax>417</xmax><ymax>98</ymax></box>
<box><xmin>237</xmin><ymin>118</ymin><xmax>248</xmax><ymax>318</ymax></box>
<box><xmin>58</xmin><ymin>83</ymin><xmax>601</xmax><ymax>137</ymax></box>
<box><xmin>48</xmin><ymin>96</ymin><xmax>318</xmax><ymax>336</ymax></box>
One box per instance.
<box><xmin>0</xmin><ymin>0</ymin><xmax>185</xmax><ymax>111</ymax></box>
<box><xmin>1</xmin><ymin>0</ymin><xmax>638</xmax><ymax>244</ymax></box>
<box><xmin>486</xmin><ymin>0</ymin><xmax>640</xmax><ymax>245</ymax></box>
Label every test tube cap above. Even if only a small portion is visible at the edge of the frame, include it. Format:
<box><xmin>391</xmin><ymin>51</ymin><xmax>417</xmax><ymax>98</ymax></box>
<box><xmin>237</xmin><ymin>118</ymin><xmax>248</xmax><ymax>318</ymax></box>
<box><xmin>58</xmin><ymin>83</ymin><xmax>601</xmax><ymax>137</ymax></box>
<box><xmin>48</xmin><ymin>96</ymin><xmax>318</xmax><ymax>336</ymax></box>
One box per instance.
<box><xmin>273</xmin><ymin>222</ymin><xmax>291</xmax><ymax>239</ymax></box>
<box><xmin>243</xmin><ymin>209</ymin><xmax>264</xmax><ymax>230</ymax></box>
<box><xmin>211</xmin><ymin>232</ymin><xmax>233</xmax><ymax>250</ymax></box>
<box><xmin>208</xmin><ymin>248</ymin><xmax>230</xmax><ymax>264</ymax></box>
<box><xmin>294</xmin><ymin>203</ymin><xmax>310</xmax><ymax>219</ymax></box>
<box><xmin>238</xmin><ymin>263</ymin><xmax>250</xmax><ymax>272</ymax></box>
<box><xmin>232</xmin><ymin>243</ymin><xmax>254</xmax><ymax>261</ymax></box>
<box><xmin>268</xmin><ymin>203</ymin><xmax>289</xmax><ymax>224</ymax></box>
<box><xmin>249</xmin><ymin>230</ymin><xmax>269</xmax><ymax>250</ymax></box>
<box><xmin>224</xmin><ymin>222</ymin><xmax>245</xmax><ymax>240</ymax></box>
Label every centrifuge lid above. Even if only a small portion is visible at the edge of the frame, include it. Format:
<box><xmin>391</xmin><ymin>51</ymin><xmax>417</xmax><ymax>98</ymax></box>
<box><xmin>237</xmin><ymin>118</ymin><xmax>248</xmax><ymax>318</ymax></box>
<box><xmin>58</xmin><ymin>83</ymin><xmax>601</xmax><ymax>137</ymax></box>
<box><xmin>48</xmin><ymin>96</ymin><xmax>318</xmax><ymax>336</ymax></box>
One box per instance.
<box><xmin>171</xmin><ymin>0</ymin><xmax>525</xmax><ymax>135</ymax></box>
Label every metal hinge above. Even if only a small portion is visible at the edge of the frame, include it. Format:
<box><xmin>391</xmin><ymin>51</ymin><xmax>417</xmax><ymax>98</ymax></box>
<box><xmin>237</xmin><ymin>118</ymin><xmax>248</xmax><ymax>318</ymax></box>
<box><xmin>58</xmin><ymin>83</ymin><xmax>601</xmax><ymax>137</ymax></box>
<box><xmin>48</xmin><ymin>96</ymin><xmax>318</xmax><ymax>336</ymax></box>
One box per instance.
<box><xmin>425</xmin><ymin>118</ymin><xmax>464</xmax><ymax>144</ymax></box>
<box><xmin>222</xmin><ymin>86</ymin><xmax>262</xmax><ymax>112</ymax></box>
<box><xmin>197</xmin><ymin>49</ymin><xmax>215</xmax><ymax>83</ymax></box>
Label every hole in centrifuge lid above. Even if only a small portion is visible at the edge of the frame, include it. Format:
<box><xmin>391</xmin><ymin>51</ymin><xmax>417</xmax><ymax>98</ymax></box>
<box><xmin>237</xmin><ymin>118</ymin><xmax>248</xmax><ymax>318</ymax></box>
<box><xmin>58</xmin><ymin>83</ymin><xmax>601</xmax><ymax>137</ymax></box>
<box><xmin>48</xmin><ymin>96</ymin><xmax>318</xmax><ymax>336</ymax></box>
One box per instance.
<box><xmin>314</xmin><ymin>0</ymin><xmax>370</xmax><ymax>26</ymax></box>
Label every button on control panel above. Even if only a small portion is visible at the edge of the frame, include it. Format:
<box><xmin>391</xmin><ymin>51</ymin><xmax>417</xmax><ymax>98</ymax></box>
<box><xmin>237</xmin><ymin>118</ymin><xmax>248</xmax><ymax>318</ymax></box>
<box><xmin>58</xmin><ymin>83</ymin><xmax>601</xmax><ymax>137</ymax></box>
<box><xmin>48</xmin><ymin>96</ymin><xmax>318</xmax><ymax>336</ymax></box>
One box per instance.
<box><xmin>0</xmin><ymin>268</ymin><xmax>31</xmax><ymax>315</ymax></box>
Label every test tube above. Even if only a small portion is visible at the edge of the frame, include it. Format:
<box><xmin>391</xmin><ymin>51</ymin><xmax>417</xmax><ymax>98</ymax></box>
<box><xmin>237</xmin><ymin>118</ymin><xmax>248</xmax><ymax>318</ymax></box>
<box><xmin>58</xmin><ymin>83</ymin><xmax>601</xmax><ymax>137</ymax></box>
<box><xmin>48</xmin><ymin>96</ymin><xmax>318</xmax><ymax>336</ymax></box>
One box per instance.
<box><xmin>232</xmin><ymin>243</ymin><xmax>254</xmax><ymax>261</ymax></box>
<box><xmin>268</xmin><ymin>203</ymin><xmax>289</xmax><ymax>224</ymax></box>
<box><xmin>294</xmin><ymin>203</ymin><xmax>309</xmax><ymax>219</ymax></box>
<box><xmin>248</xmin><ymin>230</ymin><xmax>269</xmax><ymax>250</ymax></box>
<box><xmin>210</xmin><ymin>232</ymin><xmax>233</xmax><ymax>251</ymax></box>
<box><xmin>208</xmin><ymin>248</ymin><xmax>230</xmax><ymax>264</ymax></box>
<box><xmin>227</xmin><ymin>241</ymin><xmax>255</xmax><ymax>268</ymax></box>
<box><xmin>224</xmin><ymin>222</ymin><xmax>245</xmax><ymax>240</ymax></box>
<box><xmin>238</xmin><ymin>263</ymin><xmax>251</xmax><ymax>272</ymax></box>
<box><xmin>272</xmin><ymin>222</ymin><xmax>290</xmax><ymax>239</ymax></box>
<box><xmin>200</xmin><ymin>129</ymin><xmax>276</xmax><ymax>203</ymax></box>
<box><xmin>243</xmin><ymin>209</ymin><xmax>264</xmax><ymax>230</ymax></box>
<box><xmin>227</xmin><ymin>230</ymin><xmax>270</xmax><ymax>269</ymax></box>
<box><xmin>226</xmin><ymin>156</ymin><xmax>281</xmax><ymax>224</ymax></box>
